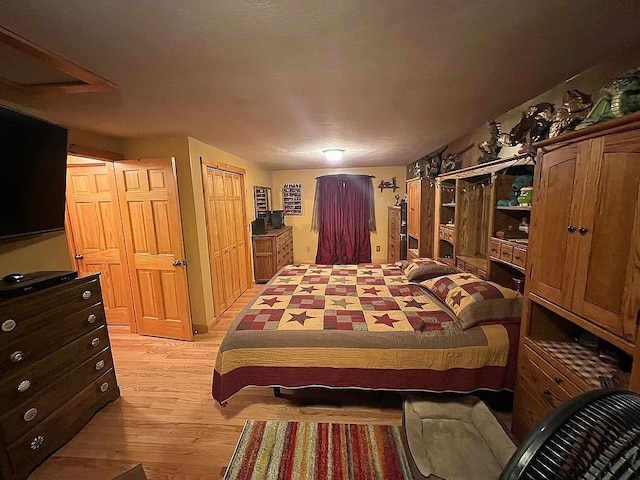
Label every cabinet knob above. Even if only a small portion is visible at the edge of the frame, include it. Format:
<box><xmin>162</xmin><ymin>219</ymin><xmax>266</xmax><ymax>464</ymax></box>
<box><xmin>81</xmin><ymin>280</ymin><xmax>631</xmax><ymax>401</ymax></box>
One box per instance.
<box><xmin>554</xmin><ymin>377</ymin><xmax>563</xmax><ymax>384</ymax></box>
<box><xmin>91</xmin><ymin>337</ymin><xmax>100</xmax><ymax>347</ymax></box>
<box><xmin>30</xmin><ymin>435</ymin><xmax>44</xmax><ymax>450</ymax></box>
<box><xmin>87</xmin><ymin>314</ymin><xmax>97</xmax><ymax>324</ymax></box>
<box><xmin>1</xmin><ymin>319</ymin><xmax>16</xmax><ymax>332</ymax></box>
<box><xmin>95</xmin><ymin>360</ymin><xmax>105</xmax><ymax>371</ymax></box>
<box><xmin>567</xmin><ymin>225</ymin><xmax>576</xmax><ymax>232</ymax></box>
<box><xmin>82</xmin><ymin>290</ymin><xmax>92</xmax><ymax>300</ymax></box>
<box><xmin>542</xmin><ymin>389</ymin><xmax>556</xmax><ymax>408</ymax></box>
<box><xmin>17</xmin><ymin>380</ymin><xmax>31</xmax><ymax>393</ymax></box>
<box><xmin>579</xmin><ymin>227</ymin><xmax>589</xmax><ymax>235</ymax></box>
<box><xmin>10</xmin><ymin>351</ymin><xmax>23</xmax><ymax>363</ymax></box>
<box><xmin>23</xmin><ymin>408</ymin><xmax>38</xmax><ymax>422</ymax></box>
<box><xmin>100</xmin><ymin>382</ymin><xmax>110</xmax><ymax>393</ymax></box>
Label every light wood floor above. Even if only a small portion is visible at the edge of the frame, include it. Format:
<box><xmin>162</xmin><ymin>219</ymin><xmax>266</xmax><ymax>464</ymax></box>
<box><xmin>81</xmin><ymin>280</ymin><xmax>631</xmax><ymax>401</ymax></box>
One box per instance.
<box><xmin>29</xmin><ymin>286</ymin><xmax>409</xmax><ymax>479</ymax></box>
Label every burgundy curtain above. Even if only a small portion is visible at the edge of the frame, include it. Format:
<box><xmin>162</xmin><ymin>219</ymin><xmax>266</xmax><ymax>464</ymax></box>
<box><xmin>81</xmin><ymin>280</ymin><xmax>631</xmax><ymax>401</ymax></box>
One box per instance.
<box><xmin>312</xmin><ymin>175</ymin><xmax>376</xmax><ymax>265</ymax></box>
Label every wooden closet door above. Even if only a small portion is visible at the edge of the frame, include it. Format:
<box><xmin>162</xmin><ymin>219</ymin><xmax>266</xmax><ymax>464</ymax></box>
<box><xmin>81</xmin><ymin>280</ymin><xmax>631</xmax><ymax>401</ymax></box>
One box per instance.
<box><xmin>202</xmin><ymin>167</ymin><xmax>228</xmax><ymax>317</ymax></box>
<box><xmin>114</xmin><ymin>158</ymin><xmax>193</xmax><ymax>340</ymax></box>
<box><xmin>232</xmin><ymin>174</ymin><xmax>250</xmax><ymax>292</ymax></box>
<box><xmin>66</xmin><ymin>163</ymin><xmax>135</xmax><ymax>327</ymax></box>
<box><xmin>572</xmin><ymin>133</ymin><xmax>640</xmax><ymax>340</ymax></box>
<box><xmin>224</xmin><ymin>172</ymin><xmax>241</xmax><ymax>301</ymax></box>
<box><xmin>407</xmin><ymin>179</ymin><xmax>419</xmax><ymax>238</ymax></box>
<box><xmin>529</xmin><ymin>143</ymin><xmax>584</xmax><ymax>310</ymax></box>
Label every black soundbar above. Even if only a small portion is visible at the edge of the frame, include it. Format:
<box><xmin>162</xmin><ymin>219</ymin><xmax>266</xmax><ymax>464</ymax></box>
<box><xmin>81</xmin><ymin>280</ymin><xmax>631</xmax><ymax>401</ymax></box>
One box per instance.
<box><xmin>0</xmin><ymin>271</ymin><xmax>78</xmax><ymax>299</ymax></box>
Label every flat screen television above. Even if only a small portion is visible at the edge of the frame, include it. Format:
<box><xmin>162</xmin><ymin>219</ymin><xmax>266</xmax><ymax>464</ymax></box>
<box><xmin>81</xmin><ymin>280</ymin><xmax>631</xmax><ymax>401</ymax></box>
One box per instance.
<box><xmin>0</xmin><ymin>105</ymin><xmax>68</xmax><ymax>240</ymax></box>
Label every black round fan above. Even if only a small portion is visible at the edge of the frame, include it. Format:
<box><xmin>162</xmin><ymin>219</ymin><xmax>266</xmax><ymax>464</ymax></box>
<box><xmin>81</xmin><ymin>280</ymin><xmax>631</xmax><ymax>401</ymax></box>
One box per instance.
<box><xmin>501</xmin><ymin>389</ymin><xmax>640</xmax><ymax>479</ymax></box>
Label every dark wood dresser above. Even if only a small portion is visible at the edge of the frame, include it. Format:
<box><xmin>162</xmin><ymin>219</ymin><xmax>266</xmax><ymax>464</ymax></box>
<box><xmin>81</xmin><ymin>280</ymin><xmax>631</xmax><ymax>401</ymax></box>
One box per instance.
<box><xmin>0</xmin><ymin>274</ymin><xmax>120</xmax><ymax>480</ymax></box>
<box><xmin>252</xmin><ymin>226</ymin><xmax>294</xmax><ymax>283</ymax></box>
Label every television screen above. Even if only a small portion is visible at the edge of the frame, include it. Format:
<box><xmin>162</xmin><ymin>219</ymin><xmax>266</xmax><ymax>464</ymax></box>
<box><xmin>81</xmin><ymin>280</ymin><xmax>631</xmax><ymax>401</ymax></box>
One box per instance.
<box><xmin>0</xmin><ymin>105</ymin><xmax>68</xmax><ymax>240</ymax></box>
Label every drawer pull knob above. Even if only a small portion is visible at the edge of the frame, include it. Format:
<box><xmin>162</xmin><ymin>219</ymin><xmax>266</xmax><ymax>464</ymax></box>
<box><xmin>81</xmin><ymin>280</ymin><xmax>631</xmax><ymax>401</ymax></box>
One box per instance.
<box><xmin>91</xmin><ymin>337</ymin><xmax>100</xmax><ymax>347</ymax></box>
<box><xmin>100</xmin><ymin>382</ymin><xmax>109</xmax><ymax>393</ymax></box>
<box><xmin>554</xmin><ymin>377</ymin><xmax>563</xmax><ymax>384</ymax></box>
<box><xmin>82</xmin><ymin>290</ymin><xmax>92</xmax><ymax>300</ymax></box>
<box><xmin>1</xmin><ymin>319</ymin><xmax>16</xmax><ymax>332</ymax></box>
<box><xmin>95</xmin><ymin>360</ymin><xmax>105</xmax><ymax>371</ymax></box>
<box><xmin>87</xmin><ymin>314</ymin><xmax>97</xmax><ymax>324</ymax></box>
<box><xmin>17</xmin><ymin>380</ymin><xmax>31</xmax><ymax>392</ymax></box>
<box><xmin>579</xmin><ymin>227</ymin><xmax>589</xmax><ymax>235</ymax></box>
<box><xmin>23</xmin><ymin>408</ymin><xmax>38</xmax><ymax>422</ymax></box>
<box><xmin>542</xmin><ymin>389</ymin><xmax>556</xmax><ymax>408</ymax></box>
<box><xmin>567</xmin><ymin>225</ymin><xmax>576</xmax><ymax>232</ymax></box>
<box><xmin>30</xmin><ymin>435</ymin><xmax>44</xmax><ymax>450</ymax></box>
<box><xmin>10</xmin><ymin>351</ymin><xmax>23</xmax><ymax>363</ymax></box>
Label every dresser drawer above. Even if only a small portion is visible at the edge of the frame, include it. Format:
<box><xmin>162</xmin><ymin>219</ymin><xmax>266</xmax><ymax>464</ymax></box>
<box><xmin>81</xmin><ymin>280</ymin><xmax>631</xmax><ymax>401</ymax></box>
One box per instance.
<box><xmin>514</xmin><ymin>344</ymin><xmax>583</xmax><ymax>438</ymax></box>
<box><xmin>489</xmin><ymin>238</ymin><xmax>501</xmax><ymax>259</ymax></box>
<box><xmin>0</xmin><ymin>348</ymin><xmax>114</xmax><ymax>444</ymax></box>
<box><xmin>0</xmin><ymin>277</ymin><xmax>101</xmax><ymax>341</ymax></box>
<box><xmin>0</xmin><ymin>303</ymin><xmax>106</xmax><ymax>375</ymax></box>
<box><xmin>7</xmin><ymin>369</ymin><xmax>118</xmax><ymax>478</ymax></box>
<box><xmin>499</xmin><ymin>243</ymin><xmax>513</xmax><ymax>263</ymax></box>
<box><xmin>0</xmin><ymin>326</ymin><xmax>110</xmax><ymax>411</ymax></box>
<box><xmin>512</xmin><ymin>247</ymin><xmax>527</xmax><ymax>269</ymax></box>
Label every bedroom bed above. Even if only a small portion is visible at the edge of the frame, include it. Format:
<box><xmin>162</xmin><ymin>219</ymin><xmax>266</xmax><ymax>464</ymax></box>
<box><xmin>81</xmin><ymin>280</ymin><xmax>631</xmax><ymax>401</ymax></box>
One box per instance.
<box><xmin>212</xmin><ymin>261</ymin><xmax>522</xmax><ymax>405</ymax></box>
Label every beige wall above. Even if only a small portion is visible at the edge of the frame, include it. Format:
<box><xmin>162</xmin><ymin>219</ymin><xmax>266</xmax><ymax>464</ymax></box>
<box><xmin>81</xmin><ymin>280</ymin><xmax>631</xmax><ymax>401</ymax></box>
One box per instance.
<box><xmin>271</xmin><ymin>166</ymin><xmax>406</xmax><ymax>264</ymax></box>
<box><xmin>448</xmin><ymin>52</ymin><xmax>640</xmax><ymax>167</ymax></box>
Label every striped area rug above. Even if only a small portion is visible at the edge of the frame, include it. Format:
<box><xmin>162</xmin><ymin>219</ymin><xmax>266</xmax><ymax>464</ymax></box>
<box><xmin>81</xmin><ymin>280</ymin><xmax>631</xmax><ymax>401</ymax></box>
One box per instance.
<box><xmin>224</xmin><ymin>420</ymin><xmax>412</xmax><ymax>480</ymax></box>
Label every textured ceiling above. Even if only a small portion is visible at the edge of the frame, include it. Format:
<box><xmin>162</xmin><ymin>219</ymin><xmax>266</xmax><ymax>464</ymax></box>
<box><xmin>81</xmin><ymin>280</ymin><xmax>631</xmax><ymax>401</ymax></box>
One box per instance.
<box><xmin>1</xmin><ymin>1</ymin><xmax>639</xmax><ymax>169</ymax></box>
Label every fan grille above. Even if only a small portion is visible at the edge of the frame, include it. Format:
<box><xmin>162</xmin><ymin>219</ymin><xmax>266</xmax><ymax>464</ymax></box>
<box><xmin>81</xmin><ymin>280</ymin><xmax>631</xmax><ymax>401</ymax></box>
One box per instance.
<box><xmin>522</xmin><ymin>392</ymin><xmax>640</xmax><ymax>479</ymax></box>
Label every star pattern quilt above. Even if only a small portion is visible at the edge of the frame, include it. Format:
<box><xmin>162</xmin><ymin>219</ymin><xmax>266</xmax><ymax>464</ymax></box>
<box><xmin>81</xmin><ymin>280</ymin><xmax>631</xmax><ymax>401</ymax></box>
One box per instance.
<box><xmin>212</xmin><ymin>264</ymin><xmax>520</xmax><ymax>404</ymax></box>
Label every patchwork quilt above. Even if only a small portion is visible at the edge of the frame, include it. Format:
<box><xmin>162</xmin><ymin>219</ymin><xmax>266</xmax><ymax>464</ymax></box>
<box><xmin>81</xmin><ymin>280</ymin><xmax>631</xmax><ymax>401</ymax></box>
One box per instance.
<box><xmin>212</xmin><ymin>264</ymin><xmax>520</xmax><ymax>404</ymax></box>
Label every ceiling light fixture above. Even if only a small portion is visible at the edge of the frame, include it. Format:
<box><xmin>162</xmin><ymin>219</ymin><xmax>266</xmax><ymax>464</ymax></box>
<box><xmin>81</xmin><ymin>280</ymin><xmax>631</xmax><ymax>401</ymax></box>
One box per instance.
<box><xmin>323</xmin><ymin>149</ymin><xmax>345</xmax><ymax>162</ymax></box>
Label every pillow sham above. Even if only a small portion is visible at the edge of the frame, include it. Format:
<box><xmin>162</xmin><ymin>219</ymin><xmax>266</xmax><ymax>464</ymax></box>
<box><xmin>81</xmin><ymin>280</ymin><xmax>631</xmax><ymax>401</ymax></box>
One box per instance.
<box><xmin>420</xmin><ymin>273</ymin><xmax>522</xmax><ymax>330</ymax></box>
<box><xmin>403</xmin><ymin>258</ymin><xmax>459</xmax><ymax>282</ymax></box>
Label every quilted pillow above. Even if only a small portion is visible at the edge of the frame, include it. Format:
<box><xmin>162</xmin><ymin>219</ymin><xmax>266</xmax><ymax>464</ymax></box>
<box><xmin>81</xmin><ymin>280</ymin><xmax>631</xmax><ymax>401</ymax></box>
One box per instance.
<box><xmin>420</xmin><ymin>273</ymin><xmax>522</xmax><ymax>330</ymax></box>
<box><xmin>403</xmin><ymin>258</ymin><xmax>459</xmax><ymax>282</ymax></box>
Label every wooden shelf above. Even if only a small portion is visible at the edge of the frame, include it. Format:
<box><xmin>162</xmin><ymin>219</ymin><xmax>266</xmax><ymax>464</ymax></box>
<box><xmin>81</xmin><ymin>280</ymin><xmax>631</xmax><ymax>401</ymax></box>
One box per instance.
<box><xmin>490</xmin><ymin>256</ymin><xmax>525</xmax><ymax>274</ymax></box>
<box><xmin>456</xmin><ymin>255</ymin><xmax>487</xmax><ymax>270</ymax></box>
<box><xmin>496</xmin><ymin>206</ymin><xmax>532</xmax><ymax>211</ymax></box>
<box><xmin>439</xmin><ymin>154</ymin><xmax>535</xmax><ymax>180</ymax></box>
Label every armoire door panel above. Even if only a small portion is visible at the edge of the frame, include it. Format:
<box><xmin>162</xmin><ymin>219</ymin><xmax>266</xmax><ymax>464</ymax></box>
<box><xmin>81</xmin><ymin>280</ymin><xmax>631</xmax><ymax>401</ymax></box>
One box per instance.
<box><xmin>572</xmin><ymin>134</ymin><xmax>640</xmax><ymax>339</ymax></box>
<box><xmin>66</xmin><ymin>163</ymin><xmax>135</xmax><ymax>328</ymax></box>
<box><xmin>529</xmin><ymin>145</ymin><xmax>582</xmax><ymax>309</ymax></box>
<box><xmin>115</xmin><ymin>158</ymin><xmax>193</xmax><ymax>341</ymax></box>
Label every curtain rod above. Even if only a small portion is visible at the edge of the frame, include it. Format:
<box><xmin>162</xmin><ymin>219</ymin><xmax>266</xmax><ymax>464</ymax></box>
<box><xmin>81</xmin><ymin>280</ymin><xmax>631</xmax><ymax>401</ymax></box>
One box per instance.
<box><xmin>315</xmin><ymin>174</ymin><xmax>375</xmax><ymax>179</ymax></box>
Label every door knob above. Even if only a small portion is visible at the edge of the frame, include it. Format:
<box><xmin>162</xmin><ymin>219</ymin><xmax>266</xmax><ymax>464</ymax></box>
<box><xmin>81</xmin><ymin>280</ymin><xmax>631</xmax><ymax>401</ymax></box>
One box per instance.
<box><xmin>567</xmin><ymin>225</ymin><xmax>576</xmax><ymax>232</ymax></box>
<box><xmin>74</xmin><ymin>253</ymin><xmax>84</xmax><ymax>259</ymax></box>
<box><xmin>172</xmin><ymin>260</ymin><xmax>183</xmax><ymax>267</ymax></box>
<box><xmin>579</xmin><ymin>227</ymin><xmax>588</xmax><ymax>235</ymax></box>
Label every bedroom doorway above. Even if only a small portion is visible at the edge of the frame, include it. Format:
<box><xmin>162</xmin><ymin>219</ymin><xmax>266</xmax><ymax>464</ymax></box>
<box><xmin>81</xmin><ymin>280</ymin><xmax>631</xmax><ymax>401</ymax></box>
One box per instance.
<box><xmin>201</xmin><ymin>161</ymin><xmax>252</xmax><ymax>319</ymax></box>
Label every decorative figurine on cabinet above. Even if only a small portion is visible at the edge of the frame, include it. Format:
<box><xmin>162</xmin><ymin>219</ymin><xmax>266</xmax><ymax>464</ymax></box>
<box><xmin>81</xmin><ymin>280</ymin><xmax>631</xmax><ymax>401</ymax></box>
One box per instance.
<box><xmin>477</xmin><ymin>120</ymin><xmax>502</xmax><ymax>163</ymax></box>
<box><xmin>502</xmin><ymin>103</ymin><xmax>555</xmax><ymax>154</ymax></box>
<box><xmin>578</xmin><ymin>67</ymin><xmax>640</xmax><ymax>129</ymax></box>
<box><xmin>549</xmin><ymin>90</ymin><xmax>593</xmax><ymax>138</ymax></box>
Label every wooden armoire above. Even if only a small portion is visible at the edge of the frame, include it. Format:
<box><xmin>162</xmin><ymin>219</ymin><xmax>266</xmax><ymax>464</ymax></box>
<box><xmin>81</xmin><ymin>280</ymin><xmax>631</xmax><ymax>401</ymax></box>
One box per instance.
<box><xmin>512</xmin><ymin>112</ymin><xmax>640</xmax><ymax>441</ymax></box>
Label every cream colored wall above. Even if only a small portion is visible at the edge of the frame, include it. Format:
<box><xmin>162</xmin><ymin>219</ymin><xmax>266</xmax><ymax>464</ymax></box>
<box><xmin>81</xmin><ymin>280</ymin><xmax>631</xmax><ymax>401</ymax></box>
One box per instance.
<box><xmin>271</xmin><ymin>166</ymin><xmax>406</xmax><ymax>264</ymax></box>
<box><xmin>0</xmin><ymin>127</ymin><xmax>123</xmax><ymax>277</ymax></box>
<box><xmin>447</xmin><ymin>53</ymin><xmax>640</xmax><ymax>167</ymax></box>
